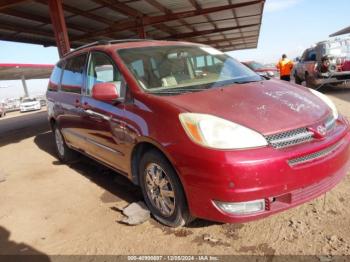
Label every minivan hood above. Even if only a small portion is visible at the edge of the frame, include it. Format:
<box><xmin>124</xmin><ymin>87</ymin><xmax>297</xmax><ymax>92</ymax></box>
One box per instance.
<box><xmin>160</xmin><ymin>79</ymin><xmax>331</xmax><ymax>135</ymax></box>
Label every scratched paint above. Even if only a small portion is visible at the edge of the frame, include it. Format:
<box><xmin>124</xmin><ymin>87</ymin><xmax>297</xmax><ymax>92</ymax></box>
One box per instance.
<box><xmin>264</xmin><ymin>90</ymin><xmax>320</xmax><ymax>113</ymax></box>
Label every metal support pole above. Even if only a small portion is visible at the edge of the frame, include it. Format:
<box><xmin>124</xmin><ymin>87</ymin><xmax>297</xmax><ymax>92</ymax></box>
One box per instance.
<box><xmin>137</xmin><ymin>16</ymin><xmax>146</xmax><ymax>39</ymax></box>
<box><xmin>21</xmin><ymin>75</ymin><xmax>29</xmax><ymax>98</ymax></box>
<box><xmin>48</xmin><ymin>0</ymin><xmax>70</xmax><ymax>57</ymax></box>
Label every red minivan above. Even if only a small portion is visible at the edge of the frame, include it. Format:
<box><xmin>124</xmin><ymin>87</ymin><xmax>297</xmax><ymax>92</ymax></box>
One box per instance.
<box><xmin>47</xmin><ymin>40</ymin><xmax>350</xmax><ymax>227</ymax></box>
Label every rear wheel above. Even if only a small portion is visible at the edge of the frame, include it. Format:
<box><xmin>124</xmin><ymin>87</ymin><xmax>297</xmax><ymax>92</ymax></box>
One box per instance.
<box><xmin>139</xmin><ymin>149</ymin><xmax>194</xmax><ymax>227</ymax></box>
<box><xmin>53</xmin><ymin>125</ymin><xmax>78</xmax><ymax>163</ymax></box>
<box><xmin>294</xmin><ymin>74</ymin><xmax>302</xmax><ymax>85</ymax></box>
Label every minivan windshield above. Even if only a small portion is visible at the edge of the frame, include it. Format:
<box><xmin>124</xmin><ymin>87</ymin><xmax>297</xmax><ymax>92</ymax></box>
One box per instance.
<box><xmin>118</xmin><ymin>45</ymin><xmax>261</xmax><ymax>94</ymax></box>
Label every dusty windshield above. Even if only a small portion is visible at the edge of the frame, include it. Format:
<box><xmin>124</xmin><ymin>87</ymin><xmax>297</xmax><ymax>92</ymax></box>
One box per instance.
<box><xmin>118</xmin><ymin>45</ymin><xmax>261</xmax><ymax>94</ymax></box>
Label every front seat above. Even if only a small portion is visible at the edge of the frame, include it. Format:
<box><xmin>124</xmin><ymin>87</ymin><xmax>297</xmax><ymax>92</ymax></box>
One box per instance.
<box><xmin>159</xmin><ymin>60</ymin><xmax>177</xmax><ymax>87</ymax></box>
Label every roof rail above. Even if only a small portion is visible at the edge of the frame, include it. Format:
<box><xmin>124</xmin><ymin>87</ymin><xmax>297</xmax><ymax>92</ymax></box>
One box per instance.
<box><xmin>63</xmin><ymin>39</ymin><xmax>154</xmax><ymax>57</ymax></box>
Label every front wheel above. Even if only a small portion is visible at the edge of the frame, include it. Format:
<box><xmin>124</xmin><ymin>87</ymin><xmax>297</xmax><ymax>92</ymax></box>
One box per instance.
<box><xmin>305</xmin><ymin>73</ymin><xmax>316</xmax><ymax>88</ymax></box>
<box><xmin>53</xmin><ymin>125</ymin><xmax>78</xmax><ymax>163</ymax></box>
<box><xmin>139</xmin><ymin>150</ymin><xmax>193</xmax><ymax>227</ymax></box>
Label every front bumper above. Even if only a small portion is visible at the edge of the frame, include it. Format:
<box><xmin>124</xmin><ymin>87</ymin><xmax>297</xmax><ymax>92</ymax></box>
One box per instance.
<box><xmin>168</xmin><ymin>117</ymin><xmax>350</xmax><ymax>223</ymax></box>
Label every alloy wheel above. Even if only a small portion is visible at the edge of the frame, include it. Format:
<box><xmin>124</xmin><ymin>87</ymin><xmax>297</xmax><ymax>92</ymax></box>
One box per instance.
<box><xmin>144</xmin><ymin>163</ymin><xmax>176</xmax><ymax>217</ymax></box>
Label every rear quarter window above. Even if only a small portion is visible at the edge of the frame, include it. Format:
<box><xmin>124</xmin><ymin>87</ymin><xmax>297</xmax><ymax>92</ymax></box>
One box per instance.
<box><xmin>48</xmin><ymin>62</ymin><xmax>63</xmax><ymax>92</ymax></box>
<box><xmin>61</xmin><ymin>54</ymin><xmax>87</xmax><ymax>94</ymax></box>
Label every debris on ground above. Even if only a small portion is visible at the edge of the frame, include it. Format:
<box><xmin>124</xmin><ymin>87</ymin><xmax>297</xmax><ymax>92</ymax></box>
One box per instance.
<box><xmin>203</xmin><ymin>234</ymin><xmax>220</xmax><ymax>243</ymax></box>
<box><xmin>119</xmin><ymin>201</ymin><xmax>150</xmax><ymax>225</ymax></box>
<box><xmin>0</xmin><ymin>172</ymin><xmax>6</xmax><ymax>183</ymax></box>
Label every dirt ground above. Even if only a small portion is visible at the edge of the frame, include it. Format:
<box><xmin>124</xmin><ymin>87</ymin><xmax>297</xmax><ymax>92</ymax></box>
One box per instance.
<box><xmin>0</xmin><ymin>88</ymin><xmax>349</xmax><ymax>258</ymax></box>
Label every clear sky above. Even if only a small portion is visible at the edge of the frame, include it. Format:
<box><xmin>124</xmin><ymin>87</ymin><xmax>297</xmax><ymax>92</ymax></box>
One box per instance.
<box><xmin>229</xmin><ymin>0</ymin><xmax>350</xmax><ymax>63</ymax></box>
<box><xmin>0</xmin><ymin>0</ymin><xmax>349</xmax><ymax>100</ymax></box>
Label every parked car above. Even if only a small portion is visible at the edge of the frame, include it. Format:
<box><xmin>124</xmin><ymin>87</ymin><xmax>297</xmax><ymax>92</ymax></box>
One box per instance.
<box><xmin>4</xmin><ymin>98</ymin><xmax>20</xmax><ymax>112</ymax></box>
<box><xmin>47</xmin><ymin>40</ymin><xmax>350</xmax><ymax>227</ymax></box>
<box><xmin>20</xmin><ymin>98</ymin><xmax>41</xmax><ymax>112</ymax></box>
<box><xmin>39</xmin><ymin>99</ymin><xmax>47</xmax><ymax>107</ymax></box>
<box><xmin>294</xmin><ymin>38</ymin><xmax>350</xmax><ymax>88</ymax></box>
<box><xmin>242</xmin><ymin>61</ymin><xmax>279</xmax><ymax>78</ymax></box>
<box><xmin>0</xmin><ymin>103</ymin><xmax>6</xmax><ymax>117</ymax></box>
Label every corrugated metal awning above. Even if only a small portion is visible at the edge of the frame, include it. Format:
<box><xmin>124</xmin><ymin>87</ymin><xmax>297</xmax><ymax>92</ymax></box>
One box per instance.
<box><xmin>0</xmin><ymin>0</ymin><xmax>265</xmax><ymax>52</ymax></box>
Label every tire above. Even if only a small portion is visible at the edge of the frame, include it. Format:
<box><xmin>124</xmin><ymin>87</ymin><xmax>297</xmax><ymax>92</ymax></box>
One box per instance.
<box><xmin>305</xmin><ymin>73</ymin><xmax>316</xmax><ymax>88</ymax></box>
<box><xmin>139</xmin><ymin>149</ymin><xmax>194</xmax><ymax>227</ymax></box>
<box><xmin>53</xmin><ymin>124</ymin><xmax>79</xmax><ymax>163</ymax></box>
<box><xmin>294</xmin><ymin>74</ymin><xmax>302</xmax><ymax>85</ymax></box>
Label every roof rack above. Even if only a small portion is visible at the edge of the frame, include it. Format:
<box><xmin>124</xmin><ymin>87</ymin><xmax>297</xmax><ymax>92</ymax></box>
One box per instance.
<box><xmin>64</xmin><ymin>39</ymin><xmax>154</xmax><ymax>57</ymax></box>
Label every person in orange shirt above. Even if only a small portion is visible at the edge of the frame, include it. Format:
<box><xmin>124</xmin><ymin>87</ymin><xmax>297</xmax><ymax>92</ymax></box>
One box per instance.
<box><xmin>276</xmin><ymin>54</ymin><xmax>294</xmax><ymax>81</ymax></box>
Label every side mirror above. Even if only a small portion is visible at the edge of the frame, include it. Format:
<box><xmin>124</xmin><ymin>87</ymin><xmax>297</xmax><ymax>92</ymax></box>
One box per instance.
<box><xmin>92</xmin><ymin>82</ymin><xmax>119</xmax><ymax>101</ymax></box>
<box><xmin>266</xmin><ymin>71</ymin><xmax>275</xmax><ymax>77</ymax></box>
<box><xmin>258</xmin><ymin>72</ymin><xmax>270</xmax><ymax>79</ymax></box>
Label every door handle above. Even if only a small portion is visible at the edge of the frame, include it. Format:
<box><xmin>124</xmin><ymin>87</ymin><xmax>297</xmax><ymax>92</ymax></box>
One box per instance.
<box><xmin>82</xmin><ymin>102</ymin><xmax>92</xmax><ymax>110</ymax></box>
<box><xmin>74</xmin><ymin>99</ymin><xmax>81</xmax><ymax>108</ymax></box>
<box><xmin>86</xmin><ymin>109</ymin><xmax>111</xmax><ymax>121</ymax></box>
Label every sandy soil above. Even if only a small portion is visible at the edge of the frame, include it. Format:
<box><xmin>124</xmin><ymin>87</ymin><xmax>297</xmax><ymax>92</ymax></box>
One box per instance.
<box><xmin>0</xmin><ymin>88</ymin><xmax>349</xmax><ymax>258</ymax></box>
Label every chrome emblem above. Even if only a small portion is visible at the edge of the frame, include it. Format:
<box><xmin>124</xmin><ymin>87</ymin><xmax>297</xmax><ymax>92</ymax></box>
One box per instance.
<box><xmin>316</xmin><ymin>125</ymin><xmax>327</xmax><ymax>137</ymax></box>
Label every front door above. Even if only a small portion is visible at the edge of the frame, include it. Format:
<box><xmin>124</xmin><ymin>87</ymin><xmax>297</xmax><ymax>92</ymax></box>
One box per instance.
<box><xmin>81</xmin><ymin>51</ymin><xmax>128</xmax><ymax>172</ymax></box>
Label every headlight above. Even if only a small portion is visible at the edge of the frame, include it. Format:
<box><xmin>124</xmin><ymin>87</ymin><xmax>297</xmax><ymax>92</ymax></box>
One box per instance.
<box><xmin>310</xmin><ymin>89</ymin><xmax>338</xmax><ymax>119</ymax></box>
<box><xmin>179</xmin><ymin>113</ymin><xmax>268</xmax><ymax>149</ymax></box>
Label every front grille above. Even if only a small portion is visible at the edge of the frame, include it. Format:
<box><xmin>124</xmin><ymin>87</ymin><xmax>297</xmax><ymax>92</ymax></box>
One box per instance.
<box><xmin>288</xmin><ymin>141</ymin><xmax>343</xmax><ymax>166</ymax></box>
<box><xmin>265</xmin><ymin>128</ymin><xmax>314</xmax><ymax>149</ymax></box>
<box><xmin>265</xmin><ymin>115</ymin><xmax>336</xmax><ymax>149</ymax></box>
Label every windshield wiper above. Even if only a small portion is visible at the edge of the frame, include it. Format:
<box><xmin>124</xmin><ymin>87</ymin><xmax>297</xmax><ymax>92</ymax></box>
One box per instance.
<box><xmin>234</xmin><ymin>79</ymin><xmax>262</xmax><ymax>84</ymax></box>
<box><xmin>150</xmin><ymin>87</ymin><xmax>208</xmax><ymax>94</ymax></box>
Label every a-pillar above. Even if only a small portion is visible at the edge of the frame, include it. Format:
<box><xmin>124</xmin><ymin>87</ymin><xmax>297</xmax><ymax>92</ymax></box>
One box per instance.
<box><xmin>48</xmin><ymin>0</ymin><xmax>70</xmax><ymax>57</ymax></box>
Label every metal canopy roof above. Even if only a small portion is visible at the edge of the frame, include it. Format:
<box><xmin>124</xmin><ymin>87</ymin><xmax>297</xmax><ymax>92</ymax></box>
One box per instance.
<box><xmin>0</xmin><ymin>63</ymin><xmax>54</xmax><ymax>80</ymax></box>
<box><xmin>0</xmin><ymin>0</ymin><xmax>265</xmax><ymax>52</ymax></box>
<box><xmin>330</xmin><ymin>26</ymin><xmax>350</xmax><ymax>37</ymax></box>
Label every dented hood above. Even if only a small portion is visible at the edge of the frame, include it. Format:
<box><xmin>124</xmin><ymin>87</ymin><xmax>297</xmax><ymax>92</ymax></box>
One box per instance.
<box><xmin>161</xmin><ymin>79</ymin><xmax>331</xmax><ymax>135</ymax></box>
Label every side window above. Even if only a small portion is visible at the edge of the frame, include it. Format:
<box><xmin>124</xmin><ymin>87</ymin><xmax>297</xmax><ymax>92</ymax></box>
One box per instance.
<box><xmin>213</xmin><ymin>57</ymin><xmax>223</xmax><ymax>65</ymax></box>
<box><xmin>87</xmin><ymin>52</ymin><xmax>124</xmax><ymax>97</ymax></box>
<box><xmin>130</xmin><ymin>60</ymin><xmax>145</xmax><ymax>78</ymax></box>
<box><xmin>195</xmin><ymin>56</ymin><xmax>205</xmax><ymax>68</ymax></box>
<box><xmin>150</xmin><ymin>58</ymin><xmax>160</xmax><ymax>78</ymax></box>
<box><xmin>61</xmin><ymin>54</ymin><xmax>86</xmax><ymax>94</ymax></box>
<box><xmin>308</xmin><ymin>51</ymin><xmax>317</xmax><ymax>61</ymax></box>
<box><xmin>48</xmin><ymin>61</ymin><xmax>63</xmax><ymax>91</ymax></box>
<box><xmin>206</xmin><ymin>56</ymin><xmax>213</xmax><ymax>66</ymax></box>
